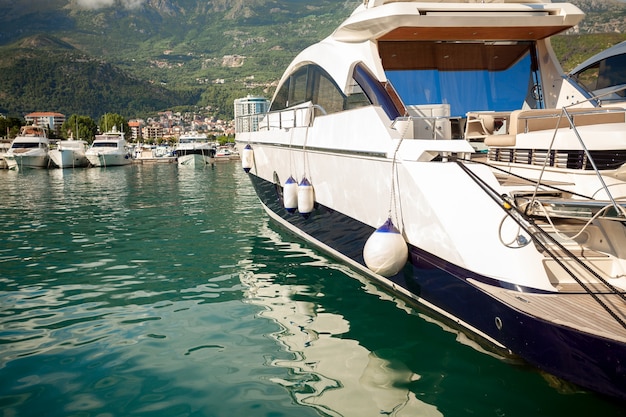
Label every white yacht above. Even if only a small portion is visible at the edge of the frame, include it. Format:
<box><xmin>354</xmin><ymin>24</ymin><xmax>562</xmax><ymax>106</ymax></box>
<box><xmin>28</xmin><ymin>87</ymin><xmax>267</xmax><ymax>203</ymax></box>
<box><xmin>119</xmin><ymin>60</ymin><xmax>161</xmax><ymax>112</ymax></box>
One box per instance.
<box><xmin>214</xmin><ymin>146</ymin><xmax>233</xmax><ymax>161</ymax></box>
<box><xmin>49</xmin><ymin>137</ymin><xmax>89</xmax><ymax>168</ymax></box>
<box><xmin>569</xmin><ymin>40</ymin><xmax>626</xmax><ymax>107</ymax></box>
<box><xmin>174</xmin><ymin>131</ymin><xmax>215</xmax><ymax>167</ymax></box>
<box><xmin>85</xmin><ymin>127</ymin><xmax>132</xmax><ymax>167</ymax></box>
<box><xmin>5</xmin><ymin>125</ymin><xmax>50</xmax><ymax>169</ymax></box>
<box><xmin>236</xmin><ymin>0</ymin><xmax>626</xmax><ymax>401</ymax></box>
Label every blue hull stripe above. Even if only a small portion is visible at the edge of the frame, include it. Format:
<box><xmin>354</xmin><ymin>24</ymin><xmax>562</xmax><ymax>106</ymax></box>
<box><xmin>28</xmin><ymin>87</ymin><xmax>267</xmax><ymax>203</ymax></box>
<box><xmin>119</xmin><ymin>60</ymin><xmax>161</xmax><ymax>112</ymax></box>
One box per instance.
<box><xmin>248</xmin><ymin>172</ymin><xmax>626</xmax><ymax>400</ymax></box>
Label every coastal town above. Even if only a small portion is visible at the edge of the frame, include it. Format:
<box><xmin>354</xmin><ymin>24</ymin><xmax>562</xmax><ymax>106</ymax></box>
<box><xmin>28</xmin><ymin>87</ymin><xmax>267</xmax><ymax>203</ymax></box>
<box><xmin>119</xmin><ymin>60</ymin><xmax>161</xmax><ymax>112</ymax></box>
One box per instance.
<box><xmin>1</xmin><ymin>110</ymin><xmax>236</xmax><ymax>145</ymax></box>
<box><xmin>0</xmin><ymin>95</ymin><xmax>269</xmax><ymax>169</ymax></box>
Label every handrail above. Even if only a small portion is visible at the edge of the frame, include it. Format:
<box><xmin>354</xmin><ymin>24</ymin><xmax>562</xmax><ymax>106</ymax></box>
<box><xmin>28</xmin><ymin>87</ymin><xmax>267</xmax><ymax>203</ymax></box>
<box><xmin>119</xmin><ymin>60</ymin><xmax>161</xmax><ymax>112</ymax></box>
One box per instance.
<box><xmin>235</xmin><ymin>104</ymin><xmax>327</xmax><ymax>133</ymax></box>
<box><xmin>457</xmin><ymin>159</ymin><xmax>626</xmax><ymax>330</ymax></box>
<box><xmin>527</xmin><ymin>107</ymin><xmax>626</xmax><ymax>218</ymax></box>
<box><xmin>563</xmin><ymin>108</ymin><xmax>623</xmax><ymax>216</ymax></box>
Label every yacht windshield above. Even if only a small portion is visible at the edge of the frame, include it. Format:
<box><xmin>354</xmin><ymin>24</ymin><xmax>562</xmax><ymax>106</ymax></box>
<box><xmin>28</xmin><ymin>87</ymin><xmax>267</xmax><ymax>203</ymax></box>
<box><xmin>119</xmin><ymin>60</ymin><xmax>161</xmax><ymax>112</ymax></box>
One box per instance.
<box><xmin>380</xmin><ymin>41</ymin><xmax>538</xmax><ymax>117</ymax></box>
<box><xmin>11</xmin><ymin>142</ymin><xmax>40</xmax><ymax>149</ymax></box>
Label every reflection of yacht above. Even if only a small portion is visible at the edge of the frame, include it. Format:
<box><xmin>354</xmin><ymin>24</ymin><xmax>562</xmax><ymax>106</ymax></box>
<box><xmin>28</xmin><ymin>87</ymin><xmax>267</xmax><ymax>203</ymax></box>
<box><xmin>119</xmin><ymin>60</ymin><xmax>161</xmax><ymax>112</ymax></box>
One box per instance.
<box><xmin>5</xmin><ymin>125</ymin><xmax>50</xmax><ymax>169</ymax></box>
<box><xmin>236</xmin><ymin>0</ymin><xmax>626</xmax><ymax>401</ymax></box>
<box><xmin>569</xmin><ymin>40</ymin><xmax>626</xmax><ymax>107</ymax></box>
<box><xmin>174</xmin><ymin>131</ymin><xmax>216</xmax><ymax>167</ymax></box>
<box><xmin>0</xmin><ymin>141</ymin><xmax>11</xmax><ymax>169</ymax></box>
<box><xmin>85</xmin><ymin>127</ymin><xmax>132</xmax><ymax>167</ymax></box>
<box><xmin>49</xmin><ymin>138</ymin><xmax>89</xmax><ymax>168</ymax></box>
<box><xmin>240</xmin><ymin>226</ymin><xmax>442</xmax><ymax>417</ymax></box>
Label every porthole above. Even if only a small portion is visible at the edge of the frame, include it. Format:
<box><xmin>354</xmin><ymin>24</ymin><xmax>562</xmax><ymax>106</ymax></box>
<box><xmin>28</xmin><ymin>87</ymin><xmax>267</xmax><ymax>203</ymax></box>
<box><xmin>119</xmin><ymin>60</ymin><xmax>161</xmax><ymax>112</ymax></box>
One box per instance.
<box><xmin>495</xmin><ymin>316</ymin><xmax>503</xmax><ymax>330</ymax></box>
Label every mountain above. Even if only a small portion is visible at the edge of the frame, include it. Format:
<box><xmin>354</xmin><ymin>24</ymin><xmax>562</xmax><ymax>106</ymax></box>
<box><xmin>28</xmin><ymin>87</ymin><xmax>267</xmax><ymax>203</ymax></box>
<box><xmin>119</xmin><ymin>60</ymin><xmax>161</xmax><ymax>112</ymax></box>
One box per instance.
<box><xmin>0</xmin><ymin>34</ymin><xmax>195</xmax><ymax>119</ymax></box>
<box><xmin>0</xmin><ymin>0</ymin><xmax>624</xmax><ymax>121</ymax></box>
<box><xmin>0</xmin><ymin>0</ymin><xmax>355</xmax><ymax>119</ymax></box>
<box><xmin>0</xmin><ymin>0</ymin><xmax>354</xmax><ymax>86</ymax></box>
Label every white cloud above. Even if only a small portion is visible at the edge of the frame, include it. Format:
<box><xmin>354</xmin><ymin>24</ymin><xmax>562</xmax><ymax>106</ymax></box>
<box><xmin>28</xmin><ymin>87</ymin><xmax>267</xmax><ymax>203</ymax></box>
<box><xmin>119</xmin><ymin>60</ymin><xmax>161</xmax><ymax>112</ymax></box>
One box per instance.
<box><xmin>122</xmin><ymin>0</ymin><xmax>145</xmax><ymax>9</ymax></box>
<box><xmin>75</xmin><ymin>0</ymin><xmax>146</xmax><ymax>10</ymax></box>
<box><xmin>76</xmin><ymin>0</ymin><xmax>115</xmax><ymax>9</ymax></box>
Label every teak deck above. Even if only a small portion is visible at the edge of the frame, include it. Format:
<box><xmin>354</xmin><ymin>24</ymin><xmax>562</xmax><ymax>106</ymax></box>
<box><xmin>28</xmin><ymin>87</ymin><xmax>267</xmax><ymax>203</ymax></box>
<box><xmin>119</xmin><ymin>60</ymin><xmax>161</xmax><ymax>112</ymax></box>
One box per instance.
<box><xmin>470</xmin><ymin>279</ymin><xmax>626</xmax><ymax>343</ymax></box>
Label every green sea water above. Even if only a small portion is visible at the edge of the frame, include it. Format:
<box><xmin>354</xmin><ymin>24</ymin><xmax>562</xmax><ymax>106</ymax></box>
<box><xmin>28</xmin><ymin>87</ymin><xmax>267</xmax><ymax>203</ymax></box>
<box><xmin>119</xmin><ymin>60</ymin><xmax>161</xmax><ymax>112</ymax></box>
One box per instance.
<box><xmin>0</xmin><ymin>162</ymin><xmax>624</xmax><ymax>417</ymax></box>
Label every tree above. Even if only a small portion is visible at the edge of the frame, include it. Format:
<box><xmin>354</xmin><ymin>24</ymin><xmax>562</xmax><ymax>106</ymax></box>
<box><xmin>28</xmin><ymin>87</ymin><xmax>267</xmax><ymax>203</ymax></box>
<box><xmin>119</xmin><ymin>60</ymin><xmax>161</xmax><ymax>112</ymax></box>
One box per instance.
<box><xmin>61</xmin><ymin>114</ymin><xmax>98</xmax><ymax>143</ymax></box>
<box><xmin>0</xmin><ymin>116</ymin><xmax>23</xmax><ymax>139</ymax></box>
<box><xmin>99</xmin><ymin>113</ymin><xmax>130</xmax><ymax>138</ymax></box>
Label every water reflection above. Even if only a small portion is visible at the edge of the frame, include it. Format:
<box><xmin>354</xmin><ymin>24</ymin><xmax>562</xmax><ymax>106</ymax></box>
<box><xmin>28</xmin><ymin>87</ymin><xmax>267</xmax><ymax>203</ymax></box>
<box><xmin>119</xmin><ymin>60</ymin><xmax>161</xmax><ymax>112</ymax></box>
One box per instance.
<box><xmin>2</xmin><ymin>164</ymin><xmax>623</xmax><ymax>416</ymax></box>
<box><xmin>240</xmin><ymin>224</ymin><xmax>442</xmax><ymax>417</ymax></box>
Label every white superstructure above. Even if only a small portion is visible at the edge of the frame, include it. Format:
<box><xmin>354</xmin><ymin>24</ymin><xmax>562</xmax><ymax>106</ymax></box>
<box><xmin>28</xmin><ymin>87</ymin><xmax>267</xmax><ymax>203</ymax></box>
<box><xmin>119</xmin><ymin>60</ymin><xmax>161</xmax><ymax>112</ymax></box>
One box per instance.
<box><xmin>85</xmin><ymin>127</ymin><xmax>132</xmax><ymax>167</ymax></box>
<box><xmin>5</xmin><ymin>125</ymin><xmax>50</xmax><ymax>169</ymax></box>
<box><xmin>236</xmin><ymin>0</ymin><xmax>626</xmax><ymax>401</ymax></box>
<box><xmin>174</xmin><ymin>131</ymin><xmax>215</xmax><ymax>167</ymax></box>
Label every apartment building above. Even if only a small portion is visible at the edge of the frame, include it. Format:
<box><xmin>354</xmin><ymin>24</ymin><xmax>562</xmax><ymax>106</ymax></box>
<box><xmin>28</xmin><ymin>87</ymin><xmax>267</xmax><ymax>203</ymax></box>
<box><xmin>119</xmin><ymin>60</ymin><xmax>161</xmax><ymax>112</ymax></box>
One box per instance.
<box><xmin>25</xmin><ymin>112</ymin><xmax>65</xmax><ymax>133</ymax></box>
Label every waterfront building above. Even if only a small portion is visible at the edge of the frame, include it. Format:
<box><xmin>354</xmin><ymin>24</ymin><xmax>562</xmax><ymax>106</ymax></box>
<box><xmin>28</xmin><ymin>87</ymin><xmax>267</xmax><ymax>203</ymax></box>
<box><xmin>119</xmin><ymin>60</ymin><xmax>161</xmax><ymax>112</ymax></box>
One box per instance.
<box><xmin>24</xmin><ymin>112</ymin><xmax>65</xmax><ymax>134</ymax></box>
<box><xmin>128</xmin><ymin>120</ymin><xmax>144</xmax><ymax>142</ymax></box>
<box><xmin>142</xmin><ymin>124</ymin><xmax>164</xmax><ymax>143</ymax></box>
<box><xmin>234</xmin><ymin>95</ymin><xmax>270</xmax><ymax>133</ymax></box>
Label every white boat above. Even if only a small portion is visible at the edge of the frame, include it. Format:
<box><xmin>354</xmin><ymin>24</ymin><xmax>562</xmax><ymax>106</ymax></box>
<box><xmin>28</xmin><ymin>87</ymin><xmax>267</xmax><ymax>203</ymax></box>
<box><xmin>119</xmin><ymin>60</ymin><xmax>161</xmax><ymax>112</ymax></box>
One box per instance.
<box><xmin>236</xmin><ymin>0</ymin><xmax>626</xmax><ymax>401</ymax></box>
<box><xmin>214</xmin><ymin>146</ymin><xmax>236</xmax><ymax>161</ymax></box>
<box><xmin>5</xmin><ymin>125</ymin><xmax>50</xmax><ymax>169</ymax></box>
<box><xmin>569</xmin><ymin>40</ymin><xmax>626</xmax><ymax>107</ymax></box>
<box><xmin>49</xmin><ymin>138</ymin><xmax>89</xmax><ymax>168</ymax></box>
<box><xmin>174</xmin><ymin>131</ymin><xmax>215</xmax><ymax>167</ymax></box>
<box><xmin>85</xmin><ymin>127</ymin><xmax>132</xmax><ymax>167</ymax></box>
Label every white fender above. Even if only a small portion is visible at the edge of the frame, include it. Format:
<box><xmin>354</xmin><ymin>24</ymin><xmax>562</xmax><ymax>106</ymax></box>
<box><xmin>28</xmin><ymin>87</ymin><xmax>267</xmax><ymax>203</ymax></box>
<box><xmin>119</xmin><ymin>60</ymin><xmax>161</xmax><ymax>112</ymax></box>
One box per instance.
<box><xmin>363</xmin><ymin>218</ymin><xmax>408</xmax><ymax>277</ymax></box>
<box><xmin>283</xmin><ymin>176</ymin><xmax>298</xmax><ymax>213</ymax></box>
<box><xmin>298</xmin><ymin>177</ymin><xmax>315</xmax><ymax>218</ymax></box>
<box><xmin>241</xmin><ymin>144</ymin><xmax>253</xmax><ymax>173</ymax></box>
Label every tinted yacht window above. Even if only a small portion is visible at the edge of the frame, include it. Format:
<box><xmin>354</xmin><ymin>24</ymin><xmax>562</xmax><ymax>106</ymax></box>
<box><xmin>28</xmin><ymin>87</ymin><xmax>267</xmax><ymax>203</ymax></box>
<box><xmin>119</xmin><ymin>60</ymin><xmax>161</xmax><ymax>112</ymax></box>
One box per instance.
<box><xmin>270</xmin><ymin>64</ymin><xmax>356</xmax><ymax>115</ymax></box>
<box><xmin>572</xmin><ymin>53</ymin><xmax>626</xmax><ymax>100</ymax></box>
<box><xmin>313</xmin><ymin>69</ymin><xmax>345</xmax><ymax>114</ymax></box>
<box><xmin>291</xmin><ymin>67</ymin><xmax>309</xmax><ymax>106</ymax></box>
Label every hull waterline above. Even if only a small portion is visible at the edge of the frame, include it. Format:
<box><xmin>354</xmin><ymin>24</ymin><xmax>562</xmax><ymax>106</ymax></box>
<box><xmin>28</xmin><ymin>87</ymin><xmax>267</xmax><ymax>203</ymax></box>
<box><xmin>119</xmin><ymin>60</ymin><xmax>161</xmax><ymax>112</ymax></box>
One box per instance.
<box><xmin>86</xmin><ymin>153</ymin><xmax>131</xmax><ymax>167</ymax></box>
<box><xmin>235</xmin><ymin>0</ymin><xmax>626</xmax><ymax>401</ymax></box>
<box><xmin>247</xmin><ymin>170</ymin><xmax>626</xmax><ymax>401</ymax></box>
<box><xmin>49</xmin><ymin>149</ymin><xmax>89</xmax><ymax>168</ymax></box>
<box><xmin>5</xmin><ymin>153</ymin><xmax>49</xmax><ymax>170</ymax></box>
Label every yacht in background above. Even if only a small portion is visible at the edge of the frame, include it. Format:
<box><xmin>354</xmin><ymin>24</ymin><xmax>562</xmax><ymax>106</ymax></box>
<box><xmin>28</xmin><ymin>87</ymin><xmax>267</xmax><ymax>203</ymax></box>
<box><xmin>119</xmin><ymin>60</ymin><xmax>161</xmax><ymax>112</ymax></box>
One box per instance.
<box><xmin>5</xmin><ymin>125</ymin><xmax>50</xmax><ymax>169</ymax></box>
<box><xmin>49</xmin><ymin>136</ymin><xmax>89</xmax><ymax>168</ymax></box>
<box><xmin>85</xmin><ymin>127</ymin><xmax>132</xmax><ymax>167</ymax></box>
<box><xmin>174</xmin><ymin>131</ymin><xmax>215</xmax><ymax>167</ymax></box>
<box><xmin>215</xmin><ymin>145</ymin><xmax>239</xmax><ymax>161</ymax></box>
<box><xmin>569</xmin><ymin>40</ymin><xmax>626</xmax><ymax>107</ymax></box>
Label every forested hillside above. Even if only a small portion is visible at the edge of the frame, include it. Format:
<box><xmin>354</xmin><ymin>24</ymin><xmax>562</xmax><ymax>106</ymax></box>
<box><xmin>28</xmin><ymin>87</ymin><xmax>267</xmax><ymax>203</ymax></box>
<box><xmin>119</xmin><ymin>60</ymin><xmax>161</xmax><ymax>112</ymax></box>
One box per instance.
<box><xmin>0</xmin><ymin>0</ymin><xmax>624</xmax><ymax>121</ymax></box>
<box><xmin>0</xmin><ymin>35</ymin><xmax>196</xmax><ymax>119</ymax></box>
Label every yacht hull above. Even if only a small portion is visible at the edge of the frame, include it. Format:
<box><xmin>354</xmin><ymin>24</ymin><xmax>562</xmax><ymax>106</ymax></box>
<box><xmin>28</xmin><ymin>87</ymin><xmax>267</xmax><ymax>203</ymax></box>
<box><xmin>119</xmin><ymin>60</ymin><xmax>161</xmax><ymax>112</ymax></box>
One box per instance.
<box><xmin>49</xmin><ymin>149</ymin><xmax>89</xmax><ymax>168</ymax></box>
<box><xmin>86</xmin><ymin>152</ymin><xmax>131</xmax><ymax>167</ymax></box>
<box><xmin>5</xmin><ymin>152</ymin><xmax>49</xmax><ymax>170</ymax></box>
<box><xmin>248</xmin><ymin>170</ymin><xmax>626</xmax><ymax>400</ymax></box>
<box><xmin>234</xmin><ymin>0</ymin><xmax>626</xmax><ymax>401</ymax></box>
<box><xmin>177</xmin><ymin>153</ymin><xmax>214</xmax><ymax>167</ymax></box>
